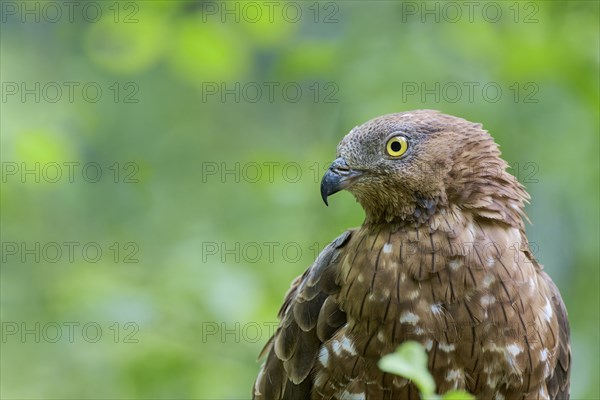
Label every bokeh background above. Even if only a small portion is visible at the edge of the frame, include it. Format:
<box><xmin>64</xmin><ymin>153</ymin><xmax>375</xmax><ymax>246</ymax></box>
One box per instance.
<box><xmin>1</xmin><ymin>1</ymin><xmax>598</xmax><ymax>398</ymax></box>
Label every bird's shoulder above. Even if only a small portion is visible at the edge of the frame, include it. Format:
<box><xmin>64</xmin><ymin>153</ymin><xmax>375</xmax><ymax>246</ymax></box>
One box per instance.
<box><xmin>541</xmin><ymin>272</ymin><xmax>571</xmax><ymax>399</ymax></box>
<box><xmin>253</xmin><ymin>229</ymin><xmax>355</xmax><ymax>399</ymax></box>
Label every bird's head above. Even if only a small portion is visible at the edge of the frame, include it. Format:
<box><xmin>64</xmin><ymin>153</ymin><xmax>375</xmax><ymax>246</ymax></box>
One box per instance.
<box><xmin>321</xmin><ymin>110</ymin><xmax>528</xmax><ymax>225</ymax></box>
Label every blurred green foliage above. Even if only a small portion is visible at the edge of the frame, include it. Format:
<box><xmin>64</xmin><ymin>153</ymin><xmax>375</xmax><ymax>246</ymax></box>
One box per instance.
<box><xmin>1</xmin><ymin>1</ymin><xmax>598</xmax><ymax>398</ymax></box>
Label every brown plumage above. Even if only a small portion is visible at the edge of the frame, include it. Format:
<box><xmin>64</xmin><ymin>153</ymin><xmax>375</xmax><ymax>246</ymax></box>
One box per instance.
<box><xmin>253</xmin><ymin>110</ymin><xmax>570</xmax><ymax>399</ymax></box>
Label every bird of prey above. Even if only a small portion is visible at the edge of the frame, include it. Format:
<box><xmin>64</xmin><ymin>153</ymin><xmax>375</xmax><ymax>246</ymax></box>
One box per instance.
<box><xmin>253</xmin><ymin>110</ymin><xmax>570</xmax><ymax>399</ymax></box>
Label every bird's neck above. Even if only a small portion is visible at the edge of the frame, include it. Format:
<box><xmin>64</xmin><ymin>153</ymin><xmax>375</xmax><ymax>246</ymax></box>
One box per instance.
<box><xmin>361</xmin><ymin>158</ymin><xmax>529</xmax><ymax>229</ymax></box>
<box><xmin>360</xmin><ymin>193</ymin><xmax>444</xmax><ymax>226</ymax></box>
<box><xmin>361</xmin><ymin>184</ymin><xmax>527</xmax><ymax>230</ymax></box>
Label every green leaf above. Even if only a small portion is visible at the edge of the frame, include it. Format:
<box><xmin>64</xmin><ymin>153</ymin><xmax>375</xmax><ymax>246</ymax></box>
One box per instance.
<box><xmin>442</xmin><ymin>390</ymin><xmax>476</xmax><ymax>400</ymax></box>
<box><xmin>377</xmin><ymin>341</ymin><xmax>436</xmax><ymax>396</ymax></box>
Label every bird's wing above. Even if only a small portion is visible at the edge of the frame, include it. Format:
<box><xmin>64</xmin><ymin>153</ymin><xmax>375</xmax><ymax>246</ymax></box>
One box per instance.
<box><xmin>542</xmin><ymin>272</ymin><xmax>571</xmax><ymax>399</ymax></box>
<box><xmin>253</xmin><ymin>230</ymin><xmax>353</xmax><ymax>399</ymax></box>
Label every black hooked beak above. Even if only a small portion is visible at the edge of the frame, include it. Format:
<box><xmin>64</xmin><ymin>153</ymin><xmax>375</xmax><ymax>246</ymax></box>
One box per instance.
<box><xmin>320</xmin><ymin>157</ymin><xmax>363</xmax><ymax>206</ymax></box>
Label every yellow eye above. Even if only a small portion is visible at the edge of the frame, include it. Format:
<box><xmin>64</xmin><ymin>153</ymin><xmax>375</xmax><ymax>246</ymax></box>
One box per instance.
<box><xmin>386</xmin><ymin>136</ymin><xmax>408</xmax><ymax>157</ymax></box>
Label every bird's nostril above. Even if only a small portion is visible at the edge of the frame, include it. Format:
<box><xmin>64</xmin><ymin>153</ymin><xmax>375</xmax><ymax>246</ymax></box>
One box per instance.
<box><xmin>329</xmin><ymin>157</ymin><xmax>351</xmax><ymax>174</ymax></box>
<box><xmin>331</xmin><ymin>166</ymin><xmax>351</xmax><ymax>176</ymax></box>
